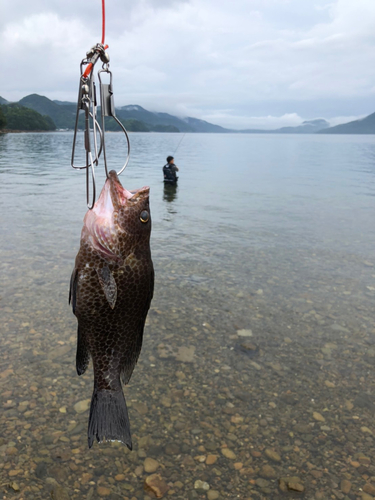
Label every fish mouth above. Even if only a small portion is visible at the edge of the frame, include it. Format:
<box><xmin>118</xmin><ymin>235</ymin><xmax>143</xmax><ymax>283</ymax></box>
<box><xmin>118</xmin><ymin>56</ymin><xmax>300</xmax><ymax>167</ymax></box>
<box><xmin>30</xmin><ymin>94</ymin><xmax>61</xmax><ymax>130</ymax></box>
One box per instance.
<box><xmin>107</xmin><ymin>170</ymin><xmax>149</xmax><ymax>211</ymax></box>
<box><xmin>91</xmin><ymin>170</ymin><xmax>149</xmax><ymax>219</ymax></box>
<box><xmin>83</xmin><ymin>170</ymin><xmax>149</xmax><ymax>258</ymax></box>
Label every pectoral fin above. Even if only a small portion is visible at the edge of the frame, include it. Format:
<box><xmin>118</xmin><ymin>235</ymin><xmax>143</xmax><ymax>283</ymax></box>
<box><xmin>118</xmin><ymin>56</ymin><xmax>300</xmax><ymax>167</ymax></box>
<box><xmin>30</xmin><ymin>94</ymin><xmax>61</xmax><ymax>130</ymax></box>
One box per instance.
<box><xmin>96</xmin><ymin>266</ymin><xmax>117</xmax><ymax>309</ymax></box>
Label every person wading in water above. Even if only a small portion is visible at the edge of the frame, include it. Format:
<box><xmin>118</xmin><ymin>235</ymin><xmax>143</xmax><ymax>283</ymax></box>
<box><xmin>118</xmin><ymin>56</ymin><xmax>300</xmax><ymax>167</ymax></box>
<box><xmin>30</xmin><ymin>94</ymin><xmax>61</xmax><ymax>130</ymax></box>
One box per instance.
<box><xmin>163</xmin><ymin>156</ymin><xmax>179</xmax><ymax>185</ymax></box>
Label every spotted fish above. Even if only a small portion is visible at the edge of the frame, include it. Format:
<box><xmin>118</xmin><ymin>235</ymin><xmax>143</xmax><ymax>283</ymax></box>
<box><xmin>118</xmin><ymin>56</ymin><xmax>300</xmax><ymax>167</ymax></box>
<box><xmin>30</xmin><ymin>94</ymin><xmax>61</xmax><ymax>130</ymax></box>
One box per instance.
<box><xmin>69</xmin><ymin>170</ymin><xmax>154</xmax><ymax>449</ymax></box>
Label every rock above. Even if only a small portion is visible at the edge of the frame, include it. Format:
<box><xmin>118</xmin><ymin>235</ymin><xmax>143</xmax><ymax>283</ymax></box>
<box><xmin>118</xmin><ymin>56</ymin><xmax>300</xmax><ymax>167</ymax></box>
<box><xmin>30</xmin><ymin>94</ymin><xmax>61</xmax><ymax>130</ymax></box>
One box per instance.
<box><xmin>133</xmin><ymin>402</ymin><xmax>148</xmax><ymax>415</ymax></box>
<box><xmin>97</xmin><ymin>486</ymin><xmax>111</xmax><ymax>496</ymax></box>
<box><xmin>194</xmin><ymin>480</ymin><xmax>210</xmax><ymax>491</ymax></box>
<box><xmin>144</xmin><ymin>474</ymin><xmax>169</xmax><ymax>498</ymax></box>
<box><xmin>144</xmin><ymin>457</ymin><xmax>160</xmax><ymax>473</ymax></box>
<box><xmin>313</xmin><ymin>412</ymin><xmax>325</xmax><ymax>422</ymax></box>
<box><xmin>361</xmin><ymin>427</ymin><xmax>373</xmax><ymax>435</ymax></box>
<box><xmin>325</xmin><ymin>381</ymin><xmax>335</xmax><ymax>388</ymax></box>
<box><xmin>345</xmin><ymin>400</ymin><xmax>354</xmax><ymax>410</ymax></box>
<box><xmin>145</xmin><ymin>474</ymin><xmax>169</xmax><ymax>498</ymax></box>
<box><xmin>330</xmin><ymin>324</ymin><xmax>350</xmax><ymax>333</ymax></box>
<box><xmin>279</xmin><ymin>477</ymin><xmax>304</xmax><ymax>493</ymax></box>
<box><xmin>206</xmin><ymin>455</ymin><xmax>218</xmax><ymax>465</ymax></box>
<box><xmin>175</xmin><ymin>346</ymin><xmax>195</xmax><ymax>362</ymax></box>
<box><xmin>9</xmin><ymin>482</ymin><xmax>20</xmax><ymax>492</ymax></box>
<box><xmin>9</xmin><ymin>469</ymin><xmax>22</xmax><ymax>477</ymax></box>
<box><xmin>364</xmin><ymin>484</ymin><xmax>375</xmax><ymax>496</ymax></box>
<box><xmin>73</xmin><ymin>399</ymin><xmax>90</xmax><ymax>414</ymax></box>
<box><xmin>221</xmin><ymin>448</ymin><xmax>236</xmax><ymax>459</ymax></box>
<box><xmin>135</xmin><ymin>466</ymin><xmax>143</xmax><ymax>476</ymax></box>
<box><xmin>260</xmin><ymin>465</ymin><xmax>277</xmax><ymax>478</ymax></box>
<box><xmin>164</xmin><ymin>443</ymin><xmax>180</xmax><ymax>455</ymax></box>
<box><xmin>361</xmin><ymin>494</ymin><xmax>374</xmax><ymax>500</ymax></box>
<box><xmin>237</xmin><ymin>329</ymin><xmax>253</xmax><ymax>337</ymax></box>
<box><xmin>51</xmin><ymin>485</ymin><xmax>70</xmax><ymax>500</ymax></box>
<box><xmin>340</xmin><ymin>480</ymin><xmax>352</xmax><ymax>494</ymax></box>
<box><xmin>255</xmin><ymin>478</ymin><xmax>269</xmax><ymax>488</ymax></box>
<box><xmin>288</xmin><ymin>482</ymin><xmax>304</xmax><ymax>492</ymax></box>
<box><xmin>265</xmin><ymin>449</ymin><xmax>281</xmax><ymax>462</ymax></box>
<box><xmin>207</xmin><ymin>491</ymin><xmax>220</xmax><ymax>500</ymax></box>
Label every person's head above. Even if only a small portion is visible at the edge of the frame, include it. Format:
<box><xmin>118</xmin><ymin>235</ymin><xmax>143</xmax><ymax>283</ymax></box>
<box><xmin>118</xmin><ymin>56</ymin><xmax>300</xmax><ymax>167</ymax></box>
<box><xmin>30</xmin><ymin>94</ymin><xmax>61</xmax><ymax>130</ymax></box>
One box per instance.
<box><xmin>166</xmin><ymin>156</ymin><xmax>174</xmax><ymax>164</ymax></box>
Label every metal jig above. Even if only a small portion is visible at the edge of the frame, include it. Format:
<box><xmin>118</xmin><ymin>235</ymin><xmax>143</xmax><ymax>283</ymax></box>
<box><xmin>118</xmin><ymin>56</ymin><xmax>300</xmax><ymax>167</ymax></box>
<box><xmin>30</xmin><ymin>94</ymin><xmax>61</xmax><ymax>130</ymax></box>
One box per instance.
<box><xmin>71</xmin><ymin>43</ymin><xmax>130</xmax><ymax>209</ymax></box>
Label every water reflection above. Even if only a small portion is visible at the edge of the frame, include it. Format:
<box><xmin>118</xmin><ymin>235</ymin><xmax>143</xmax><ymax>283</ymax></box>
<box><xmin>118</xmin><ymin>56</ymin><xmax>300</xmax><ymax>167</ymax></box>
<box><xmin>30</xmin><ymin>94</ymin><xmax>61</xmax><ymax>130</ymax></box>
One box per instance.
<box><xmin>163</xmin><ymin>182</ymin><xmax>178</xmax><ymax>203</ymax></box>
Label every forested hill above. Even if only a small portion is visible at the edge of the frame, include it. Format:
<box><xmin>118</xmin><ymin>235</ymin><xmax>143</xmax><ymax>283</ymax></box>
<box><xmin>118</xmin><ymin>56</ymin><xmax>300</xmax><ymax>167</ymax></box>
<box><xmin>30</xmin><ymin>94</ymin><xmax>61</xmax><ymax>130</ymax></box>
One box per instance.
<box><xmin>0</xmin><ymin>103</ymin><xmax>55</xmax><ymax>131</ymax></box>
<box><xmin>2</xmin><ymin>94</ymin><xmax>231</xmax><ymax>133</ymax></box>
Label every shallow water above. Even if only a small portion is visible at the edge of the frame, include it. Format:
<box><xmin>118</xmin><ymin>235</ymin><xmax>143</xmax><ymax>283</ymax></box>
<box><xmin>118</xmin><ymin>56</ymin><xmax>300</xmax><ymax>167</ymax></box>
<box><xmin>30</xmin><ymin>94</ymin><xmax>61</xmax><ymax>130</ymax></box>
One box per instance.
<box><xmin>0</xmin><ymin>131</ymin><xmax>375</xmax><ymax>499</ymax></box>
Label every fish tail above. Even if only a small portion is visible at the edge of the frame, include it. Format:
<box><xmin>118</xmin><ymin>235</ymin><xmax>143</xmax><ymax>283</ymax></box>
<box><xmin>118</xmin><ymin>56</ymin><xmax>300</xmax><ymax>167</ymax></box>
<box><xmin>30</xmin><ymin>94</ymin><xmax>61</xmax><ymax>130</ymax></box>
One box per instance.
<box><xmin>87</xmin><ymin>387</ymin><xmax>132</xmax><ymax>450</ymax></box>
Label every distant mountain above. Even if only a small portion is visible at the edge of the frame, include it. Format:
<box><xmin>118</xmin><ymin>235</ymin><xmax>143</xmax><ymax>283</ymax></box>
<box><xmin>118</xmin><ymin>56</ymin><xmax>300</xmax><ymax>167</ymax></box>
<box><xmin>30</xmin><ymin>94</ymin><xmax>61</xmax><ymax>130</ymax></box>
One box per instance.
<box><xmin>1</xmin><ymin>103</ymin><xmax>56</xmax><ymax>131</ymax></box>
<box><xmin>318</xmin><ymin>113</ymin><xmax>375</xmax><ymax>134</ymax></box>
<box><xmin>5</xmin><ymin>93</ymin><xmax>370</xmax><ymax>134</ymax></box>
<box><xmin>19</xmin><ymin>94</ymin><xmax>76</xmax><ymax>129</ymax></box>
<box><xmin>275</xmin><ymin>119</ymin><xmax>330</xmax><ymax>134</ymax></box>
<box><xmin>183</xmin><ymin>117</ymin><xmax>231</xmax><ymax>133</ymax></box>
<box><xmin>116</xmin><ymin>105</ymin><xmax>195</xmax><ymax>132</ymax></box>
<box><xmin>241</xmin><ymin>119</ymin><xmax>330</xmax><ymax>134</ymax></box>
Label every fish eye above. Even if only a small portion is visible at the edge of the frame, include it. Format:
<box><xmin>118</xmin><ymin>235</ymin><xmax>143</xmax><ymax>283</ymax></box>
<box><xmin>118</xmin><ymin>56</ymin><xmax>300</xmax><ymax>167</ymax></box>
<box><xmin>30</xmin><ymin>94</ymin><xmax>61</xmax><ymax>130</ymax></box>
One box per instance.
<box><xmin>140</xmin><ymin>210</ymin><xmax>149</xmax><ymax>223</ymax></box>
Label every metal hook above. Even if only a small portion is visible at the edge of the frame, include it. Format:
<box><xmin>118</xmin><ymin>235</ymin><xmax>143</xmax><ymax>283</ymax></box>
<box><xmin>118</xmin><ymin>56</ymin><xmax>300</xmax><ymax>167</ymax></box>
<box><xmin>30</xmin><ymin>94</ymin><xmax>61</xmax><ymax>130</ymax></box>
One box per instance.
<box><xmin>71</xmin><ymin>44</ymin><xmax>130</xmax><ymax>208</ymax></box>
<box><xmin>98</xmin><ymin>68</ymin><xmax>130</xmax><ymax>179</ymax></box>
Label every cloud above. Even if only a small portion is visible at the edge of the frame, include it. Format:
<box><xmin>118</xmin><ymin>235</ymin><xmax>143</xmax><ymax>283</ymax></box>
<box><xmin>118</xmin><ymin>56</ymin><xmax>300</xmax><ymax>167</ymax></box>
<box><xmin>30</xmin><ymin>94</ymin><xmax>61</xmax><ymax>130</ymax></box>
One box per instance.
<box><xmin>1</xmin><ymin>0</ymin><xmax>375</xmax><ymax>128</ymax></box>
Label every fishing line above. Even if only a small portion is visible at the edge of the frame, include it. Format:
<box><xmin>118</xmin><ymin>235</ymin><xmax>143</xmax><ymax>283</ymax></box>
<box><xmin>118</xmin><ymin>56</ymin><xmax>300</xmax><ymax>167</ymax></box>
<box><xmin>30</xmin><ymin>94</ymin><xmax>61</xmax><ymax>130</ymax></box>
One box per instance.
<box><xmin>101</xmin><ymin>0</ymin><xmax>106</xmax><ymax>45</ymax></box>
<box><xmin>173</xmin><ymin>132</ymin><xmax>186</xmax><ymax>155</ymax></box>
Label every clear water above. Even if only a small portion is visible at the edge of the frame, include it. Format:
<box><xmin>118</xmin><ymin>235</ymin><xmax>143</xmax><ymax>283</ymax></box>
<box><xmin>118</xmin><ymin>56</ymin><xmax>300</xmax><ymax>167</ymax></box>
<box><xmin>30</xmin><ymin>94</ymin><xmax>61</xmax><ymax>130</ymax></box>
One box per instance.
<box><xmin>0</xmin><ymin>131</ymin><xmax>375</xmax><ymax>499</ymax></box>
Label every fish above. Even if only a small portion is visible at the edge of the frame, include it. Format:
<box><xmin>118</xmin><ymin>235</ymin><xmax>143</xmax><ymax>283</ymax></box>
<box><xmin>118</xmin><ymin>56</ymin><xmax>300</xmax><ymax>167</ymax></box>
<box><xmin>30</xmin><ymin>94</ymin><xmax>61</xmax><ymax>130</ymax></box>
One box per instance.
<box><xmin>69</xmin><ymin>170</ymin><xmax>154</xmax><ymax>449</ymax></box>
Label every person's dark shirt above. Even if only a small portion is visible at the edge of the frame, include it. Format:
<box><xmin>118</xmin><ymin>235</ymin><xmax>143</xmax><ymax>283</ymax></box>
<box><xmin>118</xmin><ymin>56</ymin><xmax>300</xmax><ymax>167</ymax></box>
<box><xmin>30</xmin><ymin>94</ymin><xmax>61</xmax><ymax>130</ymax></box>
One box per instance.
<box><xmin>163</xmin><ymin>164</ymin><xmax>178</xmax><ymax>181</ymax></box>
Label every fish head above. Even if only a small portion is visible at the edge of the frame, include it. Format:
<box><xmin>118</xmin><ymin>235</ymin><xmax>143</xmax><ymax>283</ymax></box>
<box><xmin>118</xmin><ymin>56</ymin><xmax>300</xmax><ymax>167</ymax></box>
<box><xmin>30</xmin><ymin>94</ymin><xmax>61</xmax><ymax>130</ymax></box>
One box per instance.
<box><xmin>83</xmin><ymin>170</ymin><xmax>151</xmax><ymax>260</ymax></box>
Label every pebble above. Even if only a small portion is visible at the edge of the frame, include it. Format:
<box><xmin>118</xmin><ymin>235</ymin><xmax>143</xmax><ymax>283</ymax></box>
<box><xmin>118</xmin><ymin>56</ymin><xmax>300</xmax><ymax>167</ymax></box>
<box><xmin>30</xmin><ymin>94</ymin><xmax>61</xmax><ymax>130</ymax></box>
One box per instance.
<box><xmin>207</xmin><ymin>491</ymin><xmax>220</xmax><ymax>500</ymax></box>
<box><xmin>144</xmin><ymin>474</ymin><xmax>169</xmax><ymax>498</ymax></box>
<box><xmin>313</xmin><ymin>412</ymin><xmax>325</xmax><ymax>422</ymax></box>
<box><xmin>73</xmin><ymin>399</ymin><xmax>90</xmax><ymax>414</ymax></box>
<box><xmin>97</xmin><ymin>486</ymin><xmax>111</xmax><ymax>496</ymax></box>
<box><xmin>265</xmin><ymin>449</ymin><xmax>281</xmax><ymax>462</ymax></box>
<box><xmin>361</xmin><ymin>494</ymin><xmax>374</xmax><ymax>500</ymax></box>
<box><xmin>279</xmin><ymin>477</ymin><xmax>304</xmax><ymax>493</ymax></box>
<box><xmin>51</xmin><ymin>485</ymin><xmax>70</xmax><ymax>500</ymax></box>
<box><xmin>194</xmin><ymin>480</ymin><xmax>210</xmax><ymax>491</ymax></box>
<box><xmin>361</xmin><ymin>426</ymin><xmax>373</xmax><ymax>435</ymax></box>
<box><xmin>364</xmin><ymin>484</ymin><xmax>375</xmax><ymax>496</ymax></box>
<box><xmin>221</xmin><ymin>448</ymin><xmax>236</xmax><ymax>459</ymax></box>
<box><xmin>9</xmin><ymin>482</ymin><xmax>20</xmax><ymax>492</ymax></box>
<box><xmin>340</xmin><ymin>479</ymin><xmax>352</xmax><ymax>494</ymax></box>
<box><xmin>255</xmin><ymin>478</ymin><xmax>269</xmax><ymax>488</ymax></box>
<box><xmin>237</xmin><ymin>329</ymin><xmax>253</xmax><ymax>337</ymax></box>
<box><xmin>144</xmin><ymin>457</ymin><xmax>160</xmax><ymax>473</ymax></box>
<box><xmin>260</xmin><ymin>465</ymin><xmax>277</xmax><ymax>478</ymax></box>
<box><xmin>206</xmin><ymin>454</ymin><xmax>218</xmax><ymax>465</ymax></box>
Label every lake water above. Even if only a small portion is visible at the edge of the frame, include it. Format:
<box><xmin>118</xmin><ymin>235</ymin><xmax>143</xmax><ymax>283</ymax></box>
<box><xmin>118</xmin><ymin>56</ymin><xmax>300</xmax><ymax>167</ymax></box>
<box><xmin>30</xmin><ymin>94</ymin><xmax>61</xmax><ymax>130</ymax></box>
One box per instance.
<box><xmin>0</xmin><ymin>131</ymin><xmax>375</xmax><ymax>500</ymax></box>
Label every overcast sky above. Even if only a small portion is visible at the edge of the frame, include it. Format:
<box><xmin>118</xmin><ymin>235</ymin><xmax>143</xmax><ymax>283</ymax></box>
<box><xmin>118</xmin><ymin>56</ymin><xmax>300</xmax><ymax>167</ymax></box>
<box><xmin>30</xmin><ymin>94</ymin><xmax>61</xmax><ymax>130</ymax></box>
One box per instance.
<box><xmin>1</xmin><ymin>0</ymin><xmax>375</xmax><ymax>129</ymax></box>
